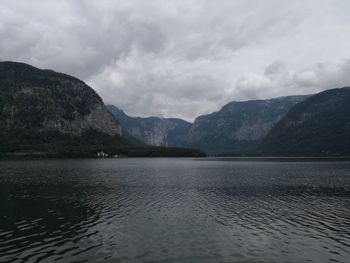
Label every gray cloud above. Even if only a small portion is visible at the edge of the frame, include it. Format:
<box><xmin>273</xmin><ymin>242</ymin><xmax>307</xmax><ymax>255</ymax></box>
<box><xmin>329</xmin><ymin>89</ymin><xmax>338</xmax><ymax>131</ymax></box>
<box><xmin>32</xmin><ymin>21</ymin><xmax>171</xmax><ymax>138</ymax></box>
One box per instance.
<box><xmin>264</xmin><ymin>61</ymin><xmax>285</xmax><ymax>76</ymax></box>
<box><xmin>1</xmin><ymin>0</ymin><xmax>350</xmax><ymax>121</ymax></box>
<box><xmin>236</xmin><ymin>59</ymin><xmax>350</xmax><ymax>101</ymax></box>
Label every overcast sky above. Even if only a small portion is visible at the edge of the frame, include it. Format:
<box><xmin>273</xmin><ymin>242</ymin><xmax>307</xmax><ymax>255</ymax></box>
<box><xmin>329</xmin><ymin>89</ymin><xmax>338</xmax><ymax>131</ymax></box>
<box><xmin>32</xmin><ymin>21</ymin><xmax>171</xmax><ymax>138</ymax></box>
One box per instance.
<box><xmin>1</xmin><ymin>0</ymin><xmax>350</xmax><ymax>121</ymax></box>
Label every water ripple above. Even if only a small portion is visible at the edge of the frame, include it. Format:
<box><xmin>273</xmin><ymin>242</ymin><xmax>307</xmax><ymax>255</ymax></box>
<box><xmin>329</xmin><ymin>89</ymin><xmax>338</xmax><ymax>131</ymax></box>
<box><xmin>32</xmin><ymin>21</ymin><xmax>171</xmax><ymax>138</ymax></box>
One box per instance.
<box><xmin>0</xmin><ymin>158</ymin><xmax>350</xmax><ymax>262</ymax></box>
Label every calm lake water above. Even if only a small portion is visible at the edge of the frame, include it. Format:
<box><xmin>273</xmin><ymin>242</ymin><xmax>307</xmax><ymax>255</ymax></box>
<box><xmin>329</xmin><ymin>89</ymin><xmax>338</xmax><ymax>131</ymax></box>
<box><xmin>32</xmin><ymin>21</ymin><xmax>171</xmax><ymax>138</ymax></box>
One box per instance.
<box><xmin>0</xmin><ymin>158</ymin><xmax>350</xmax><ymax>263</ymax></box>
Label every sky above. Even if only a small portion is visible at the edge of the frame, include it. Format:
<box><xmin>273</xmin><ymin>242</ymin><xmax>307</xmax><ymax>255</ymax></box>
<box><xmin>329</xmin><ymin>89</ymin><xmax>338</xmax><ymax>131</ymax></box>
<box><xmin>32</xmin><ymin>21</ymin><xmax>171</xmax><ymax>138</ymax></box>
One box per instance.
<box><xmin>1</xmin><ymin>0</ymin><xmax>350</xmax><ymax>121</ymax></box>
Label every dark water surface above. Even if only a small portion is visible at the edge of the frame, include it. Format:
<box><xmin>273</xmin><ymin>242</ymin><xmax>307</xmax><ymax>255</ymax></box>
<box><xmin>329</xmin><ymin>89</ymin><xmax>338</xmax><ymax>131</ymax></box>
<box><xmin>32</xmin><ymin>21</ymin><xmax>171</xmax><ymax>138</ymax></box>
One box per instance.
<box><xmin>0</xmin><ymin>158</ymin><xmax>350</xmax><ymax>263</ymax></box>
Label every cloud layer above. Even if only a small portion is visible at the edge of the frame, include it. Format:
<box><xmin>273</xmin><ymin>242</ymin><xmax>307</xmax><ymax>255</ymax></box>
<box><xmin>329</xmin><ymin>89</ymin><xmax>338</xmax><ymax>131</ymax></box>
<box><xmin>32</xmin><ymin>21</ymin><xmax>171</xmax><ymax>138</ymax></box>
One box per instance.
<box><xmin>1</xmin><ymin>0</ymin><xmax>350</xmax><ymax>121</ymax></box>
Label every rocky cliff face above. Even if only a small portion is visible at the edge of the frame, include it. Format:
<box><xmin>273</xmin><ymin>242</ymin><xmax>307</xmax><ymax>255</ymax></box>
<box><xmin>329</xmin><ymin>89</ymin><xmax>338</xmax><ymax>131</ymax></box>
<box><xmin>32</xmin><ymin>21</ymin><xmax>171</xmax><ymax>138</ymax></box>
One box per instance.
<box><xmin>258</xmin><ymin>88</ymin><xmax>350</xmax><ymax>156</ymax></box>
<box><xmin>107</xmin><ymin>105</ymin><xmax>190</xmax><ymax>146</ymax></box>
<box><xmin>41</xmin><ymin>104</ymin><xmax>121</xmax><ymax>137</ymax></box>
<box><xmin>0</xmin><ymin>61</ymin><xmax>121</xmax><ymax>139</ymax></box>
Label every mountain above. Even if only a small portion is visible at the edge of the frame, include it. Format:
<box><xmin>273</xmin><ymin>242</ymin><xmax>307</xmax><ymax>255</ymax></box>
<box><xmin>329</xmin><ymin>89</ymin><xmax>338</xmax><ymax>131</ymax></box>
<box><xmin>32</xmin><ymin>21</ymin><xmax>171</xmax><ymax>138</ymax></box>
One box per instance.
<box><xmin>0</xmin><ymin>61</ymin><xmax>121</xmax><ymax>136</ymax></box>
<box><xmin>107</xmin><ymin>105</ymin><xmax>191</xmax><ymax>147</ymax></box>
<box><xmin>108</xmin><ymin>95</ymin><xmax>308</xmax><ymax>154</ymax></box>
<box><xmin>0</xmin><ymin>62</ymin><xmax>205</xmax><ymax>157</ymax></box>
<box><xmin>187</xmin><ymin>95</ymin><xmax>308</xmax><ymax>154</ymax></box>
<box><xmin>258</xmin><ymin>87</ymin><xmax>350</xmax><ymax>156</ymax></box>
<box><xmin>0</xmin><ymin>61</ymin><xmax>124</xmax><ymax>155</ymax></box>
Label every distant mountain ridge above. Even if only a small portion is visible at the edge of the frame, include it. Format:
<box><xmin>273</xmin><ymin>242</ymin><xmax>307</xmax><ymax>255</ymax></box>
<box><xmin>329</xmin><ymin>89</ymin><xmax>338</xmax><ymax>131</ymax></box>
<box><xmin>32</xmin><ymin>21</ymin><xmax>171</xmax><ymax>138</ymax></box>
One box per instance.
<box><xmin>107</xmin><ymin>105</ymin><xmax>191</xmax><ymax>147</ymax></box>
<box><xmin>186</xmin><ymin>95</ymin><xmax>308</xmax><ymax>154</ymax></box>
<box><xmin>258</xmin><ymin>87</ymin><xmax>350</xmax><ymax>156</ymax></box>
<box><xmin>108</xmin><ymin>95</ymin><xmax>309</xmax><ymax>154</ymax></box>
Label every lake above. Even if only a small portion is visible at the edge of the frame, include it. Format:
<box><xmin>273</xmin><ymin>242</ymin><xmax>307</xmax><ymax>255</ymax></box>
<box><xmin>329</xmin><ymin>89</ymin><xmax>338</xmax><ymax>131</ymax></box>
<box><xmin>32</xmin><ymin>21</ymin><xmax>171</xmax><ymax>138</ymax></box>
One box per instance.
<box><xmin>0</xmin><ymin>158</ymin><xmax>350</xmax><ymax>263</ymax></box>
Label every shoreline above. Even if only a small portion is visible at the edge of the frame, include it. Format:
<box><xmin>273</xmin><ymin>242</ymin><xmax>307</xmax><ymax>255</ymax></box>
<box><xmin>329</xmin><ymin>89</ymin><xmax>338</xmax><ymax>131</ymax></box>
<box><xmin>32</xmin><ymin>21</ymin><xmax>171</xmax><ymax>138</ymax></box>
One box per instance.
<box><xmin>1</xmin><ymin>154</ymin><xmax>350</xmax><ymax>161</ymax></box>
